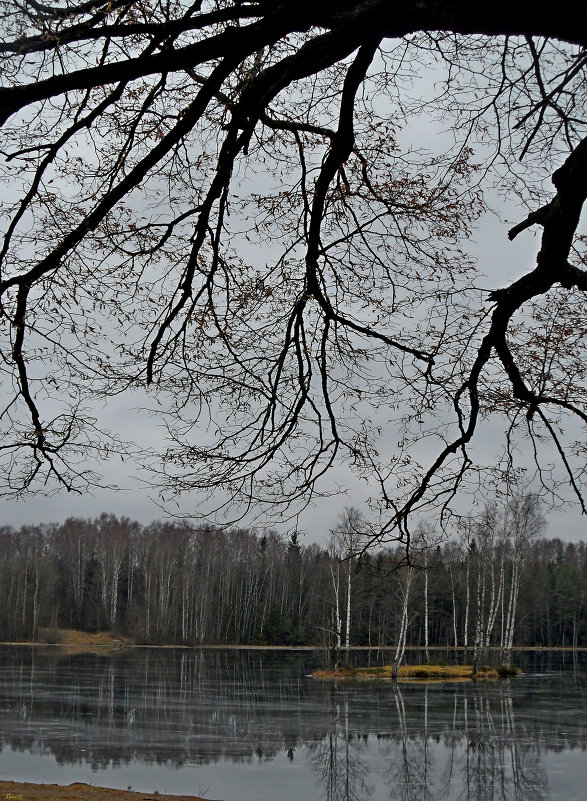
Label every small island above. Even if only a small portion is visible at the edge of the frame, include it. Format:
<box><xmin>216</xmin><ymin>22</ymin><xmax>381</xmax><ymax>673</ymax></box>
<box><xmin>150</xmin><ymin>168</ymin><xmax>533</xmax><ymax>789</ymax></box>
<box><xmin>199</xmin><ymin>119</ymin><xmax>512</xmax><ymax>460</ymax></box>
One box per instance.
<box><xmin>312</xmin><ymin>663</ymin><xmax>521</xmax><ymax>681</ymax></box>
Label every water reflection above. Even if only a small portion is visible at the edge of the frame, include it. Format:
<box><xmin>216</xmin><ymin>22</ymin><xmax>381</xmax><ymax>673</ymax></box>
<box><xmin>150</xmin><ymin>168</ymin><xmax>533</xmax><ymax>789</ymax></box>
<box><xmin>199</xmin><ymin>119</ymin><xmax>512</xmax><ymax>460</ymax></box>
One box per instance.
<box><xmin>303</xmin><ymin>679</ymin><xmax>559</xmax><ymax>801</ymax></box>
<box><xmin>0</xmin><ymin>647</ymin><xmax>584</xmax><ymax>801</ymax></box>
<box><xmin>308</xmin><ymin>692</ymin><xmax>373</xmax><ymax>801</ymax></box>
<box><xmin>376</xmin><ymin>682</ymin><xmax>551</xmax><ymax>801</ymax></box>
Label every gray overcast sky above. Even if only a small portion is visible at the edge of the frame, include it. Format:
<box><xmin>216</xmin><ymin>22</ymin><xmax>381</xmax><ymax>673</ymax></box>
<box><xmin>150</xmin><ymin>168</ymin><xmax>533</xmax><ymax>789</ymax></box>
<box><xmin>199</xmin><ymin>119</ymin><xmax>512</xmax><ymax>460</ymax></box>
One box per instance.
<box><xmin>1</xmin><ymin>38</ymin><xmax>585</xmax><ymax>547</ymax></box>
<box><xmin>2</xmin><ymin>201</ymin><xmax>584</xmax><ymax>547</ymax></box>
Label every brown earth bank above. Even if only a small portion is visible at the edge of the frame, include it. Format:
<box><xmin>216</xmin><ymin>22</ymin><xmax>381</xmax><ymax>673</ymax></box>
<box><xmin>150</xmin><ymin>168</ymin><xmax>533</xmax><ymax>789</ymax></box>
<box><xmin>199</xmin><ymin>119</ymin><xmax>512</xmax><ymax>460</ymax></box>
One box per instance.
<box><xmin>30</xmin><ymin>629</ymin><xmax>132</xmax><ymax>654</ymax></box>
<box><xmin>0</xmin><ymin>781</ymin><xmax>221</xmax><ymax>801</ymax></box>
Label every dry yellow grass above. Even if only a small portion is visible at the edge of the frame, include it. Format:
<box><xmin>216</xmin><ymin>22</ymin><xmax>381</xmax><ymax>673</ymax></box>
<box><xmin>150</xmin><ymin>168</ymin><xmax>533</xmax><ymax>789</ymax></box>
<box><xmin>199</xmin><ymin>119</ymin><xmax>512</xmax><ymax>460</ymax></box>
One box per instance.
<box><xmin>0</xmin><ymin>781</ymin><xmax>218</xmax><ymax>801</ymax></box>
<box><xmin>312</xmin><ymin>664</ymin><xmax>504</xmax><ymax>681</ymax></box>
<box><xmin>35</xmin><ymin>628</ymin><xmax>133</xmax><ymax>653</ymax></box>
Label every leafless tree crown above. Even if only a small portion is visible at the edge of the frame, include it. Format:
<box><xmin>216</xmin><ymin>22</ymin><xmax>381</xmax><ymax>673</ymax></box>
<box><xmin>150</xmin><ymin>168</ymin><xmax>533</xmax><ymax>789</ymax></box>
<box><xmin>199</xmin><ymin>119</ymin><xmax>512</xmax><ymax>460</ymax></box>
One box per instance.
<box><xmin>0</xmin><ymin>1</ymin><xmax>585</xmax><ymax>544</ymax></box>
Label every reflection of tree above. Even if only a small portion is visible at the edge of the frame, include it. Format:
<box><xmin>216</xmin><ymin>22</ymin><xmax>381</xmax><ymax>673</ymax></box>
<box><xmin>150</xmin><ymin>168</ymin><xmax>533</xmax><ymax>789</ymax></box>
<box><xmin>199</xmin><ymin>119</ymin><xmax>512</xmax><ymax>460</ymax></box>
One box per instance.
<box><xmin>308</xmin><ymin>688</ymin><xmax>374</xmax><ymax>801</ymax></box>
<box><xmin>436</xmin><ymin>694</ymin><xmax>461</xmax><ymax>800</ymax></box>
<box><xmin>0</xmin><ymin>647</ymin><xmax>325</xmax><ymax>768</ymax></box>
<box><xmin>502</xmin><ymin>689</ymin><xmax>549</xmax><ymax>801</ymax></box>
<box><xmin>459</xmin><ymin>684</ymin><xmax>549</xmax><ymax>801</ymax></box>
<box><xmin>0</xmin><ymin>645</ymin><xmax>582</xmax><ymax>799</ymax></box>
<box><xmin>386</xmin><ymin>684</ymin><xmax>434</xmax><ymax>801</ymax></box>
<box><xmin>377</xmin><ymin>680</ymin><xmax>554</xmax><ymax>801</ymax></box>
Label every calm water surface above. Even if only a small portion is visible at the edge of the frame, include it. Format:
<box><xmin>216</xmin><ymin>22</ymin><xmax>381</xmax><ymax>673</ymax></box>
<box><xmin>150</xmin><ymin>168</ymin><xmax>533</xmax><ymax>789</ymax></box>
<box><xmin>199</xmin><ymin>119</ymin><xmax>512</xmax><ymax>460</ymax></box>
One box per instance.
<box><xmin>0</xmin><ymin>647</ymin><xmax>585</xmax><ymax>800</ymax></box>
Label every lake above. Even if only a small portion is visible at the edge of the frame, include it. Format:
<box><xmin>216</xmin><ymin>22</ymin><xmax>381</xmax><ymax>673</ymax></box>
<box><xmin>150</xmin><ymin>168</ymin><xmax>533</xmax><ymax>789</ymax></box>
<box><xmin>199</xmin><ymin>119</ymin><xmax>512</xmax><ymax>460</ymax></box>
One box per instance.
<box><xmin>0</xmin><ymin>646</ymin><xmax>585</xmax><ymax>800</ymax></box>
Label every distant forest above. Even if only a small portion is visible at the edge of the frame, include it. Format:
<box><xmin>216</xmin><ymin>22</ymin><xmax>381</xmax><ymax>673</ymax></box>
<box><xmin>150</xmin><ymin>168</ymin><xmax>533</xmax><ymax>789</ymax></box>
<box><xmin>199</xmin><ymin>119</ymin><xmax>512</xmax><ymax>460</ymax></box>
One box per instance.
<box><xmin>0</xmin><ymin>509</ymin><xmax>584</xmax><ymax>649</ymax></box>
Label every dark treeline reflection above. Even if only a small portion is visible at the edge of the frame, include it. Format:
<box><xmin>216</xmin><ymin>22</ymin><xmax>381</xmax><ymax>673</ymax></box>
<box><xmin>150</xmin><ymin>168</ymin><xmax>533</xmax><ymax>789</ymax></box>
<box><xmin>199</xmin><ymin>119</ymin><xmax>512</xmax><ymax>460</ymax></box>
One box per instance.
<box><xmin>0</xmin><ymin>647</ymin><xmax>585</xmax><ymax>801</ymax></box>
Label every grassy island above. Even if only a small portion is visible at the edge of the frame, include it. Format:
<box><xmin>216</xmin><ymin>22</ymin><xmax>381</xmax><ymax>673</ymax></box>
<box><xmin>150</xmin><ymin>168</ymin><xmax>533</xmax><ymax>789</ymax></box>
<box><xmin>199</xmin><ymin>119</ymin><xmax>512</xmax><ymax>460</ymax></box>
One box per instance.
<box><xmin>312</xmin><ymin>664</ymin><xmax>521</xmax><ymax>681</ymax></box>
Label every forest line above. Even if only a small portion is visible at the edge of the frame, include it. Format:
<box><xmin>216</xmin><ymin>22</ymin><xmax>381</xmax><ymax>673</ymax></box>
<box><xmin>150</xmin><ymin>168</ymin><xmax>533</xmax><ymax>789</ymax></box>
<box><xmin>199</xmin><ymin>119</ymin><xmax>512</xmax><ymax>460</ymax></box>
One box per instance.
<box><xmin>0</xmin><ymin>501</ymin><xmax>584</xmax><ymax>651</ymax></box>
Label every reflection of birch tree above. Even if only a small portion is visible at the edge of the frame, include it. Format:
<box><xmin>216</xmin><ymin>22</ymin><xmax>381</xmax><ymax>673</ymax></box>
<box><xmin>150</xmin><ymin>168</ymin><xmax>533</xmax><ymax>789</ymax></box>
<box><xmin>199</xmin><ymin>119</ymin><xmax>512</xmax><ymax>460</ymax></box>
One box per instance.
<box><xmin>309</xmin><ymin>688</ymin><xmax>374</xmax><ymax>801</ymax></box>
<box><xmin>501</xmin><ymin>688</ymin><xmax>550</xmax><ymax>801</ymax></box>
<box><xmin>436</xmin><ymin>694</ymin><xmax>460</xmax><ymax>800</ymax></box>
<box><xmin>459</xmin><ymin>684</ymin><xmax>549</xmax><ymax>801</ymax></box>
<box><xmin>0</xmin><ymin>648</ymin><xmax>580</xmax><ymax>791</ymax></box>
<box><xmin>377</xmin><ymin>680</ymin><xmax>552</xmax><ymax>801</ymax></box>
<box><xmin>386</xmin><ymin>684</ymin><xmax>434</xmax><ymax>801</ymax></box>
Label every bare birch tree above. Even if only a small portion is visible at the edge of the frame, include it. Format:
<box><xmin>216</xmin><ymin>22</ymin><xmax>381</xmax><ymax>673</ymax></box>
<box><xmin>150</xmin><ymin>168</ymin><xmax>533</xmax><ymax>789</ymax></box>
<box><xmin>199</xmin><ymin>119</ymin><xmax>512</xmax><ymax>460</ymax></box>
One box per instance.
<box><xmin>392</xmin><ymin>564</ymin><xmax>415</xmax><ymax>679</ymax></box>
<box><xmin>502</xmin><ymin>494</ymin><xmax>545</xmax><ymax>660</ymax></box>
<box><xmin>330</xmin><ymin>507</ymin><xmax>365</xmax><ymax>655</ymax></box>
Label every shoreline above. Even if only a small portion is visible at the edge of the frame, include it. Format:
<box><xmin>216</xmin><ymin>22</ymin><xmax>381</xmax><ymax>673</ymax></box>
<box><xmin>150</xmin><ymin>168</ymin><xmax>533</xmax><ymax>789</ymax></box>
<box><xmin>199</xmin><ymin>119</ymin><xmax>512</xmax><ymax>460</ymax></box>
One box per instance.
<box><xmin>0</xmin><ymin>781</ymin><xmax>221</xmax><ymax>801</ymax></box>
<box><xmin>2</xmin><ymin>643</ymin><xmax>585</xmax><ymax>651</ymax></box>
<box><xmin>2</xmin><ymin>629</ymin><xmax>585</xmax><ymax>651</ymax></box>
<box><xmin>0</xmin><ymin>640</ymin><xmax>587</xmax><ymax>653</ymax></box>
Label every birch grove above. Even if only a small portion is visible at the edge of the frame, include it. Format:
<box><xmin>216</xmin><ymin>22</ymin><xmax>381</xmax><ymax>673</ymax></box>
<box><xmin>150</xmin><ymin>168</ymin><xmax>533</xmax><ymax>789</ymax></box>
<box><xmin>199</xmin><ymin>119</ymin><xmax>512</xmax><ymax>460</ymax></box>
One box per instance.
<box><xmin>0</xmin><ymin>495</ymin><xmax>578</xmax><ymax>653</ymax></box>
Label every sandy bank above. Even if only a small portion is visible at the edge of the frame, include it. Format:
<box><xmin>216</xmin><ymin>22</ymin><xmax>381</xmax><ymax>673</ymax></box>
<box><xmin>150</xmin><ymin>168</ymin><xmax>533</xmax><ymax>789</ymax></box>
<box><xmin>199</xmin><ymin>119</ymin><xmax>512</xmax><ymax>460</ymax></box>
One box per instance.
<box><xmin>0</xmin><ymin>781</ymin><xmax>221</xmax><ymax>801</ymax></box>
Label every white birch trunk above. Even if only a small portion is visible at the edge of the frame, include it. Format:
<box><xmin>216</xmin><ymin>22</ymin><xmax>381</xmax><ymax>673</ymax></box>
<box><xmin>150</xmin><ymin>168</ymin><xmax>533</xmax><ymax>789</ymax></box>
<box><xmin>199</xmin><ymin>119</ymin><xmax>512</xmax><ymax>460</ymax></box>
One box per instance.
<box><xmin>472</xmin><ymin>561</ymin><xmax>483</xmax><ymax>676</ymax></box>
<box><xmin>464</xmin><ymin>559</ymin><xmax>470</xmax><ymax>649</ymax></box>
<box><xmin>449</xmin><ymin>565</ymin><xmax>457</xmax><ymax>649</ymax></box>
<box><xmin>329</xmin><ymin>560</ymin><xmax>342</xmax><ymax>669</ymax></box>
<box><xmin>345</xmin><ymin>558</ymin><xmax>352</xmax><ymax>652</ymax></box>
<box><xmin>424</xmin><ymin>557</ymin><xmax>430</xmax><ymax>661</ymax></box>
<box><xmin>484</xmin><ymin>562</ymin><xmax>495</xmax><ymax>647</ymax></box>
<box><xmin>392</xmin><ymin>567</ymin><xmax>413</xmax><ymax>679</ymax></box>
<box><xmin>32</xmin><ymin>561</ymin><xmax>40</xmax><ymax>641</ymax></box>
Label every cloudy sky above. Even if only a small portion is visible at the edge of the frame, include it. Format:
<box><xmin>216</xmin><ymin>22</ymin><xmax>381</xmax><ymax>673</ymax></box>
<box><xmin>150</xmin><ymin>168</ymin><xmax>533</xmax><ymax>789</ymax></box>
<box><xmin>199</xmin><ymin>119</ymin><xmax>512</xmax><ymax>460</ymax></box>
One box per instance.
<box><xmin>1</xmin><ymin>35</ymin><xmax>585</xmax><ymax>548</ymax></box>
<box><xmin>2</xmin><ymin>195</ymin><xmax>584</xmax><ymax>547</ymax></box>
